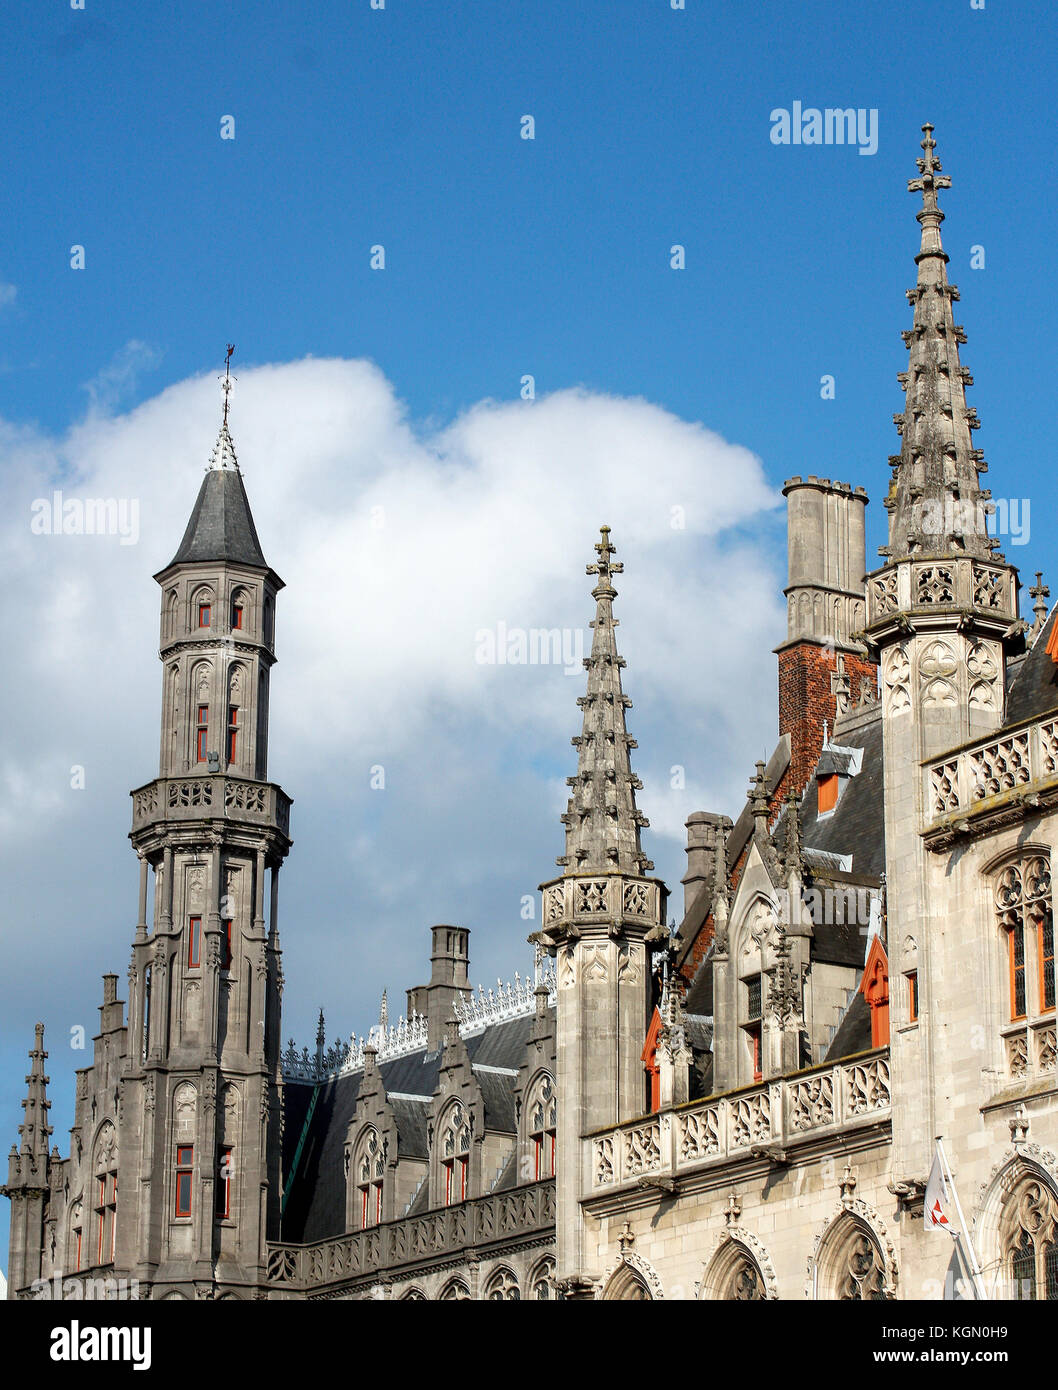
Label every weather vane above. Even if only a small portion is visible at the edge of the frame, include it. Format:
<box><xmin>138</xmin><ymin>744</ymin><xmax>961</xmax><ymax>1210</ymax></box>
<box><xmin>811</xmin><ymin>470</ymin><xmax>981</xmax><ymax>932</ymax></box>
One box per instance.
<box><xmin>221</xmin><ymin>343</ymin><xmax>236</xmax><ymax>427</ymax></box>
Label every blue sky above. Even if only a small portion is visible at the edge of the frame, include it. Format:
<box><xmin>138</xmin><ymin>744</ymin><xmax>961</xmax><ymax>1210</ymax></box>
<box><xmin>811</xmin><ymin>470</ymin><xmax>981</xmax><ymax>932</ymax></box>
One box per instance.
<box><xmin>2</xmin><ymin>1</ymin><xmax>1056</xmax><ymax>1268</ymax></box>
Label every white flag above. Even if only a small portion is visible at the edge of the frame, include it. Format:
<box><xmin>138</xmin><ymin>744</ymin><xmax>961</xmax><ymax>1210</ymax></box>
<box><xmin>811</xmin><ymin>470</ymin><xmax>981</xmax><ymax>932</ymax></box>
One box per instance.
<box><xmin>925</xmin><ymin>1146</ymin><xmax>958</xmax><ymax>1239</ymax></box>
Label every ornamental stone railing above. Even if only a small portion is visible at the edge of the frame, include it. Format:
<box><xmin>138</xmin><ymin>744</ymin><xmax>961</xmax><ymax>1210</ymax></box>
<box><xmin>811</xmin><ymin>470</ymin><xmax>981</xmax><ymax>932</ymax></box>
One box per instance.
<box><xmin>130</xmin><ymin>775</ymin><xmax>292</xmax><ymax>836</ymax></box>
<box><xmin>867</xmin><ymin>559</ymin><xmax>1016</xmax><ymax>628</ymax></box>
<box><xmin>1001</xmin><ymin>1018</ymin><xmax>1057</xmax><ymax>1084</ymax></box>
<box><xmin>926</xmin><ymin>714</ymin><xmax>1058</xmax><ymax>824</ymax></box>
<box><xmin>589</xmin><ymin>1050</ymin><xmax>891</xmax><ymax>1192</ymax></box>
<box><xmin>281</xmin><ymin>965</ymin><xmax>557</xmax><ymax>1084</ymax></box>
<box><xmin>266</xmin><ymin>1178</ymin><xmax>556</xmax><ymax>1293</ymax></box>
<box><xmin>540</xmin><ymin>873</ymin><xmax>662</xmax><ymax>932</ymax></box>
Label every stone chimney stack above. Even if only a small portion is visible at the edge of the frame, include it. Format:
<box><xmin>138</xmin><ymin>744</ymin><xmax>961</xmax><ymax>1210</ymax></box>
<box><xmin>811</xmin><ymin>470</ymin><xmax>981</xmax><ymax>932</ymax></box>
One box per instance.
<box><xmin>776</xmin><ymin>477</ymin><xmax>877</xmax><ymax>796</ymax></box>
<box><xmin>406</xmin><ymin>925</ymin><xmax>471</xmax><ymax>1050</ymax></box>
<box><xmin>681</xmin><ymin>812</ymin><xmax>732</xmax><ymax>917</ymax></box>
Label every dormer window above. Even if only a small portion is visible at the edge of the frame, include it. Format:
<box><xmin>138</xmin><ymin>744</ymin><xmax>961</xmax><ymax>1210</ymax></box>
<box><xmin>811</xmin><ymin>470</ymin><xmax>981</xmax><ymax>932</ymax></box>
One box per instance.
<box><xmin>818</xmin><ymin>774</ymin><xmax>839</xmax><ymax>814</ymax></box>
<box><xmin>198</xmin><ymin>602</ymin><xmax>212</xmax><ymax>628</ymax></box>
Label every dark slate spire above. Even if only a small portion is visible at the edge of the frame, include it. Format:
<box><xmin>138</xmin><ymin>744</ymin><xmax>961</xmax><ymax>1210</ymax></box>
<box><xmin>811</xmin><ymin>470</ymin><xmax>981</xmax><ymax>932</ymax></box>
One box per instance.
<box><xmin>165</xmin><ymin>348</ymin><xmax>270</xmax><ymax>570</ymax></box>
<box><xmin>18</xmin><ymin>1023</ymin><xmax>52</xmax><ymax>1161</ymax></box>
<box><xmin>559</xmin><ymin>527</ymin><xmax>652</xmax><ymax>876</ymax></box>
<box><xmin>884</xmin><ymin>124</ymin><xmax>997</xmax><ymax>563</ymax></box>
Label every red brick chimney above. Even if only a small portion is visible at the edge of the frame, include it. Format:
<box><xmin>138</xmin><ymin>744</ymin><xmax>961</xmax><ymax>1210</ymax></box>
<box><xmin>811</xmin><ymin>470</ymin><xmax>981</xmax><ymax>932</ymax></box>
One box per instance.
<box><xmin>775</xmin><ymin>477</ymin><xmax>877</xmax><ymax>795</ymax></box>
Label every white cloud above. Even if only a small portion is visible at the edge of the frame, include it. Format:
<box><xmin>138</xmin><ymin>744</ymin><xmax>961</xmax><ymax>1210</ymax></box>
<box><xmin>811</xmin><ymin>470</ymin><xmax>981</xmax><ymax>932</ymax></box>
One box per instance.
<box><xmin>0</xmin><ymin>282</ymin><xmax>15</xmax><ymax>308</ymax></box>
<box><xmin>0</xmin><ymin>358</ymin><xmax>786</xmax><ymax>1060</ymax></box>
<box><xmin>80</xmin><ymin>339</ymin><xmax>162</xmax><ymax>412</ymax></box>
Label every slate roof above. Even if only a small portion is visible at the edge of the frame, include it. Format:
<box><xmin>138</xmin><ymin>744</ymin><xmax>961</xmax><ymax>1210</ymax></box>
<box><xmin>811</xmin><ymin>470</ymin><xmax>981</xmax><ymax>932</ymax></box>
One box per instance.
<box><xmin>824</xmin><ymin>989</ymin><xmax>872</xmax><ymax>1062</ymax></box>
<box><xmin>1005</xmin><ymin>607</ymin><xmax>1058</xmax><ymax>725</ymax></box>
<box><xmin>798</xmin><ymin>710</ymin><xmax>885</xmax><ymax>880</ymax></box>
<box><xmin>474</xmin><ymin>1068</ymin><xmax>518</xmax><ymax>1134</ymax></box>
<box><xmin>165</xmin><ymin>454</ymin><xmax>270</xmax><ymax>571</ymax></box>
<box><xmin>280</xmin><ymin>1010</ymin><xmax>547</xmax><ymax>1244</ymax></box>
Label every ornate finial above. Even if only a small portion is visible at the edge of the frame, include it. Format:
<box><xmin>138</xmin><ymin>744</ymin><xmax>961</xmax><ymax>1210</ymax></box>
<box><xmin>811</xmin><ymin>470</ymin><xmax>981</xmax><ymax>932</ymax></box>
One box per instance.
<box><xmin>749</xmin><ymin>760</ymin><xmax>769</xmax><ymax>821</ymax></box>
<box><xmin>379</xmin><ymin>989</ymin><xmax>389</xmax><ymax>1031</ymax></box>
<box><xmin>907</xmin><ymin>122</ymin><xmax>951</xmax><ymax>249</ymax></box>
<box><xmin>724</xmin><ymin>1190</ymin><xmax>742</xmax><ymax>1226</ymax></box>
<box><xmin>781</xmin><ymin>786</ymin><xmax>804</xmax><ymax>875</ymax></box>
<box><xmin>1030</xmin><ymin>572</ymin><xmax>1051</xmax><ymax>641</ymax></box>
<box><xmin>839</xmin><ymin>1161</ymin><xmax>858</xmax><ymax>1206</ymax></box>
<box><xmin>220</xmin><ymin>343</ymin><xmax>236</xmax><ymax>428</ymax></box>
<box><xmin>908</xmin><ymin>122</ymin><xmax>951</xmax><ymax>195</ymax></box>
<box><xmin>311</xmin><ymin>1011</ymin><xmax>323</xmax><ymax>1073</ymax></box>
<box><xmin>1009</xmin><ymin>1103</ymin><xmax>1030</xmax><ymax>1147</ymax></box>
<box><xmin>586</xmin><ymin>524</ymin><xmax>624</xmax><ymax>598</ymax></box>
<box><xmin>617</xmin><ymin>1220</ymin><xmax>636</xmax><ymax>1253</ymax></box>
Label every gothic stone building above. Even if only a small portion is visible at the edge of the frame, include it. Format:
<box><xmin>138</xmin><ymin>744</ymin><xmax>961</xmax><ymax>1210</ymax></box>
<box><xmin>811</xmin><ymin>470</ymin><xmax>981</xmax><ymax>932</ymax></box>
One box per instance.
<box><xmin>5</xmin><ymin>126</ymin><xmax>1057</xmax><ymax>1301</ymax></box>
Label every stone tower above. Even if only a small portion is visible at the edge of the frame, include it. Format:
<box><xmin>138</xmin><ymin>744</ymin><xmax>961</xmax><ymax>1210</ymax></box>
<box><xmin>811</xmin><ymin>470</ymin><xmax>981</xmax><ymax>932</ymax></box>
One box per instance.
<box><xmin>123</xmin><ymin>381</ymin><xmax>292</xmax><ymax>1295</ymax></box>
<box><xmin>863</xmin><ymin>126</ymin><xmax>1021</xmax><ymax>1192</ymax></box>
<box><xmin>777</xmin><ymin>476</ymin><xmax>876</xmax><ymax>795</ymax></box>
<box><xmin>536</xmin><ymin>528</ymin><xmax>668</xmax><ymax>1296</ymax></box>
<box><xmin>4</xmin><ymin>1024</ymin><xmax>53</xmax><ymax>1297</ymax></box>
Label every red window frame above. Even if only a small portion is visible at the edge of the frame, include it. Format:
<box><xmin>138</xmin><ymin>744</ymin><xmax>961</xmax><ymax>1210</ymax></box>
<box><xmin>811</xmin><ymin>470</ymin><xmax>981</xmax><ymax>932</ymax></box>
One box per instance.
<box><xmin>95</xmin><ymin>1176</ymin><xmax>106</xmax><ymax>1264</ymax></box>
<box><xmin>221</xmin><ymin>920</ymin><xmax>232</xmax><ymax>972</ymax></box>
<box><xmin>227</xmin><ymin>706</ymin><xmax>238</xmax><ymax>762</ymax></box>
<box><xmin>188</xmin><ymin>915</ymin><xmax>202</xmax><ymax>968</ymax></box>
<box><xmin>748</xmin><ymin>1024</ymin><xmax>762</xmax><ymax>1083</ymax></box>
<box><xmin>175</xmin><ymin>1145</ymin><xmax>194</xmax><ymax>1217</ymax></box>
<box><xmin>359</xmin><ymin>1180</ymin><xmax>383</xmax><ymax>1228</ymax></box>
<box><xmin>196</xmin><ymin>705</ymin><xmax>209</xmax><ymax>762</ymax></box>
<box><xmin>215</xmin><ymin>1146</ymin><xmax>233</xmax><ymax>1220</ymax></box>
<box><xmin>94</xmin><ymin>1172</ymin><xmax>117</xmax><ymax>1265</ymax></box>
<box><xmin>231</xmin><ymin>602</ymin><xmax>243</xmax><ymax>631</ymax></box>
<box><xmin>818</xmin><ymin>773</ymin><xmax>839</xmax><ymax>814</ymax></box>
<box><xmin>198</xmin><ymin>602</ymin><xmax>211</xmax><ymax>628</ymax></box>
<box><xmin>443</xmin><ymin>1156</ymin><xmax>468</xmax><ymax>1206</ymax></box>
<box><xmin>908</xmin><ymin>971</ymin><xmax>919</xmax><ymax>1022</ymax></box>
<box><xmin>532</xmin><ymin>1130</ymin><xmax>556</xmax><ymax>1180</ymax></box>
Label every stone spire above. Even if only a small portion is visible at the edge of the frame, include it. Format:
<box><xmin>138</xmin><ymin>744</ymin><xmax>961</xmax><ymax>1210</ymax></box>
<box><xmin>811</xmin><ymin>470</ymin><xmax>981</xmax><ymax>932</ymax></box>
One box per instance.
<box><xmin>884</xmin><ymin>124</ymin><xmax>997</xmax><ymax>563</ymax></box>
<box><xmin>558</xmin><ymin>527</ymin><xmax>652</xmax><ymax>876</ymax></box>
<box><xmin>162</xmin><ymin>347</ymin><xmax>272</xmax><ymax>572</ymax></box>
<box><xmin>17</xmin><ymin>1023</ymin><xmax>52</xmax><ymax>1161</ymax></box>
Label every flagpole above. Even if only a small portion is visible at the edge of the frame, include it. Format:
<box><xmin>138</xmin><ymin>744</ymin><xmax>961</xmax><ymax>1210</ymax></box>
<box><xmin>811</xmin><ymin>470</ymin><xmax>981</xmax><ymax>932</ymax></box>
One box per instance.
<box><xmin>936</xmin><ymin>1137</ymin><xmax>987</xmax><ymax>1300</ymax></box>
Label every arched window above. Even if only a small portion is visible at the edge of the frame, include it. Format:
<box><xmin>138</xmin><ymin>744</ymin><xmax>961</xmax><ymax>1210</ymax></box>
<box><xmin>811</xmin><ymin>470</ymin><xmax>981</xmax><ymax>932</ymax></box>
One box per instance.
<box><xmin>193</xmin><ymin>587</ymin><xmax>215</xmax><ymax>630</ymax></box>
<box><xmin>70</xmin><ymin>1200</ymin><xmax>84</xmax><ymax>1272</ymax></box>
<box><xmin>1002</xmin><ymin>1179</ymin><xmax>1058</xmax><ymax>1300</ymax></box>
<box><xmin>354</xmin><ymin>1127</ymin><xmax>384</xmax><ymax>1229</ymax></box>
<box><xmin>995</xmin><ymin>854</ymin><xmax>1054</xmax><ymax>1020</ymax></box>
<box><xmin>724</xmin><ymin>1252</ymin><xmax>765</xmax><ymax>1301</ymax></box>
<box><xmin>93</xmin><ymin>1124</ymin><xmax>118</xmax><ymax>1266</ymax></box>
<box><xmin>485</xmin><ymin>1266</ymin><xmax>520</xmax><ymax>1300</ymax></box>
<box><xmin>529</xmin><ymin>1256</ymin><xmax>557</xmax><ymax>1300</ymax></box>
<box><xmin>230</xmin><ymin>588</ymin><xmax>248</xmax><ymax>634</ymax></box>
<box><xmin>439</xmin><ymin>1278</ymin><xmax>471</xmax><ymax>1301</ymax></box>
<box><xmin>401</xmin><ymin>1287</ymin><xmax>426</xmax><ymax>1300</ymax></box>
<box><xmin>526</xmin><ymin>1073</ymin><xmax>556</xmax><ymax>1180</ymax></box>
<box><xmin>441</xmin><ymin>1103</ymin><xmax>470</xmax><ymax>1205</ymax></box>
<box><xmin>833</xmin><ymin>1227</ymin><xmax>887</xmax><ymax>1301</ymax></box>
<box><xmin>604</xmin><ymin>1265</ymin><xmax>652</xmax><ymax>1300</ymax></box>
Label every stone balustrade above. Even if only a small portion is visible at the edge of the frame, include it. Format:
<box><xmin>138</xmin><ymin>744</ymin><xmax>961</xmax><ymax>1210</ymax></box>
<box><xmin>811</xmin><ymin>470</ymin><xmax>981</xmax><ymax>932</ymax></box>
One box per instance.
<box><xmin>927</xmin><ymin>715</ymin><xmax>1058</xmax><ymax>824</ymax></box>
<box><xmin>130</xmin><ymin>775</ymin><xmax>292</xmax><ymax>836</ymax></box>
<box><xmin>266</xmin><ymin>1179</ymin><xmax>555</xmax><ymax>1293</ymax></box>
<box><xmin>589</xmin><ymin>1051</ymin><xmax>891</xmax><ymax>1192</ymax></box>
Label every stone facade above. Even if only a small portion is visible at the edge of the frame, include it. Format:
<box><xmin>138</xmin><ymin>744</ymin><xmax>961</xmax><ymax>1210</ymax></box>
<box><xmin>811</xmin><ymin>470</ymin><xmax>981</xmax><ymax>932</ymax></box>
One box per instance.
<box><xmin>5</xmin><ymin>125</ymin><xmax>1057</xmax><ymax>1302</ymax></box>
